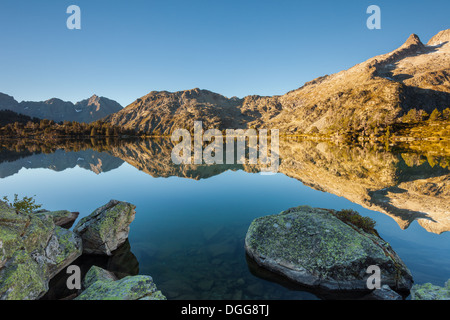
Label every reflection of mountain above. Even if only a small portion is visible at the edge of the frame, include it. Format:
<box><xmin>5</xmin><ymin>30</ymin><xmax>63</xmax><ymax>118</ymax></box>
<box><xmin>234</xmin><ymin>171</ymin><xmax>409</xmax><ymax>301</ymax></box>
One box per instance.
<box><xmin>370</xmin><ymin>175</ymin><xmax>449</xmax><ymax>234</ymax></box>
<box><xmin>107</xmin><ymin>139</ymin><xmax>259</xmax><ymax>180</ymax></box>
<box><xmin>276</xmin><ymin>140</ymin><xmax>449</xmax><ymax>234</ymax></box>
<box><xmin>0</xmin><ymin>149</ymin><xmax>124</xmax><ymax>178</ymax></box>
<box><xmin>107</xmin><ymin>139</ymin><xmax>449</xmax><ymax>234</ymax></box>
<box><xmin>0</xmin><ymin>139</ymin><xmax>448</xmax><ymax>233</ymax></box>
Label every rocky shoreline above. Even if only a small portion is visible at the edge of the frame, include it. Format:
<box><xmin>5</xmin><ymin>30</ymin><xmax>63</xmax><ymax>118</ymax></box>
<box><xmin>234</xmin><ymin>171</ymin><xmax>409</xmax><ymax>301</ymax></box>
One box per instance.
<box><xmin>1</xmin><ymin>200</ymin><xmax>448</xmax><ymax>300</ymax></box>
<box><xmin>0</xmin><ymin>199</ymin><xmax>165</xmax><ymax>300</ymax></box>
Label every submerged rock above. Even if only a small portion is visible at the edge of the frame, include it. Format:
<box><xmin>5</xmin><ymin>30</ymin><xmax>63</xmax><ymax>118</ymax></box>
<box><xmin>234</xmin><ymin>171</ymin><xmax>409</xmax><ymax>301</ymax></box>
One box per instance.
<box><xmin>245</xmin><ymin>206</ymin><xmax>413</xmax><ymax>295</ymax></box>
<box><xmin>73</xmin><ymin>200</ymin><xmax>136</xmax><ymax>256</ymax></box>
<box><xmin>410</xmin><ymin>280</ymin><xmax>450</xmax><ymax>300</ymax></box>
<box><xmin>75</xmin><ymin>265</ymin><xmax>166</xmax><ymax>300</ymax></box>
<box><xmin>0</xmin><ymin>201</ymin><xmax>82</xmax><ymax>300</ymax></box>
<box><xmin>41</xmin><ymin>240</ymin><xmax>139</xmax><ymax>300</ymax></box>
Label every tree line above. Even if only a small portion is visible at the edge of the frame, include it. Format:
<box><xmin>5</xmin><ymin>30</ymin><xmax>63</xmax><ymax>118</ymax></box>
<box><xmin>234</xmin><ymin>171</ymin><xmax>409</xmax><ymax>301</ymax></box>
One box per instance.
<box><xmin>0</xmin><ymin>118</ymin><xmax>138</xmax><ymax>138</ymax></box>
<box><xmin>401</xmin><ymin>108</ymin><xmax>450</xmax><ymax>123</ymax></box>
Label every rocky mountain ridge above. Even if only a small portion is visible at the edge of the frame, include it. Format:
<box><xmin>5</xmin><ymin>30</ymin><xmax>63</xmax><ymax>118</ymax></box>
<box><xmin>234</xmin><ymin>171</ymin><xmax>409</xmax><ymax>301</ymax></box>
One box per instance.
<box><xmin>0</xmin><ymin>93</ymin><xmax>122</xmax><ymax>123</ymax></box>
<box><xmin>105</xmin><ymin>30</ymin><xmax>450</xmax><ymax>135</ymax></box>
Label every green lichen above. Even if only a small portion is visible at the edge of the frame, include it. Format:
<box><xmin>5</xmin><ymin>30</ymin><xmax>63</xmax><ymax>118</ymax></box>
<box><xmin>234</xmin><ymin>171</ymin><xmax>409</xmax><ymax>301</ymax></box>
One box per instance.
<box><xmin>83</xmin><ymin>265</ymin><xmax>116</xmax><ymax>289</ymax></box>
<box><xmin>74</xmin><ymin>201</ymin><xmax>134</xmax><ymax>243</ymax></box>
<box><xmin>96</xmin><ymin>203</ymin><xmax>133</xmax><ymax>239</ymax></box>
<box><xmin>22</xmin><ymin>215</ymin><xmax>54</xmax><ymax>253</ymax></box>
<box><xmin>53</xmin><ymin>226</ymin><xmax>81</xmax><ymax>265</ymax></box>
<box><xmin>0</xmin><ymin>200</ymin><xmax>82</xmax><ymax>299</ymax></box>
<box><xmin>245</xmin><ymin>206</ymin><xmax>410</xmax><ymax>285</ymax></box>
<box><xmin>0</xmin><ymin>251</ymin><xmax>47</xmax><ymax>300</ymax></box>
<box><xmin>76</xmin><ymin>275</ymin><xmax>166</xmax><ymax>300</ymax></box>
<box><xmin>248</xmin><ymin>208</ymin><xmax>378</xmax><ymax>272</ymax></box>
<box><xmin>411</xmin><ymin>280</ymin><xmax>450</xmax><ymax>300</ymax></box>
<box><xmin>0</xmin><ymin>203</ymin><xmax>55</xmax><ymax>264</ymax></box>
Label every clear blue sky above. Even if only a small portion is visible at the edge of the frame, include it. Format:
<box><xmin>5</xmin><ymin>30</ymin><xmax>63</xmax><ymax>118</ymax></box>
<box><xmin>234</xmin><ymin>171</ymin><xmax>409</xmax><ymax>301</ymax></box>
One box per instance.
<box><xmin>0</xmin><ymin>0</ymin><xmax>448</xmax><ymax>107</ymax></box>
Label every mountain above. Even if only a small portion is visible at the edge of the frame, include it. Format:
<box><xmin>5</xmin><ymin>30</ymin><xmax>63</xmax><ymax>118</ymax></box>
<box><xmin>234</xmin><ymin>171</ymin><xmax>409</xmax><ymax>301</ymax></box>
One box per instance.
<box><xmin>106</xmin><ymin>30</ymin><xmax>450</xmax><ymax>135</ymax></box>
<box><xmin>105</xmin><ymin>89</ymin><xmax>246</xmax><ymax>134</ymax></box>
<box><xmin>0</xmin><ymin>93</ymin><xmax>122</xmax><ymax>123</ymax></box>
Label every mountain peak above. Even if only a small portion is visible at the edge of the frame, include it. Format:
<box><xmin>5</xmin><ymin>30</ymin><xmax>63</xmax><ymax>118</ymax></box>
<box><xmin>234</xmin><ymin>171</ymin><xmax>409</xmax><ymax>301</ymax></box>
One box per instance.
<box><xmin>427</xmin><ymin>29</ymin><xmax>450</xmax><ymax>46</ymax></box>
<box><xmin>0</xmin><ymin>93</ymin><xmax>122</xmax><ymax>123</ymax></box>
<box><xmin>44</xmin><ymin>98</ymin><xmax>66</xmax><ymax>105</ymax></box>
<box><xmin>402</xmin><ymin>33</ymin><xmax>424</xmax><ymax>48</ymax></box>
<box><xmin>88</xmin><ymin>94</ymin><xmax>100</xmax><ymax>103</ymax></box>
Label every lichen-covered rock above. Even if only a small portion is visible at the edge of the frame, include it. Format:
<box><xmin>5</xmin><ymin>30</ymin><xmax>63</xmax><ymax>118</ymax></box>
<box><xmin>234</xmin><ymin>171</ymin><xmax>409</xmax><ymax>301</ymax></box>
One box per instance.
<box><xmin>0</xmin><ymin>201</ymin><xmax>82</xmax><ymax>300</ymax></box>
<box><xmin>75</xmin><ymin>266</ymin><xmax>166</xmax><ymax>300</ymax></box>
<box><xmin>410</xmin><ymin>280</ymin><xmax>450</xmax><ymax>300</ymax></box>
<box><xmin>245</xmin><ymin>206</ymin><xmax>413</xmax><ymax>294</ymax></box>
<box><xmin>82</xmin><ymin>265</ymin><xmax>117</xmax><ymax>289</ymax></box>
<box><xmin>35</xmin><ymin>210</ymin><xmax>79</xmax><ymax>229</ymax></box>
<box><xmin>73</xmin><ymin>200</ymin><xmax>136</xmax><ymax>256</ymax></box>
<box><xmin>0</xmin><ymin>251</ymin><xmax>48</xmax><ymax>300</ymax></box>
<box><xmin>41</xmin><ymin>226</ymin><xmax>83</xmax><ymax>277</ymax></box>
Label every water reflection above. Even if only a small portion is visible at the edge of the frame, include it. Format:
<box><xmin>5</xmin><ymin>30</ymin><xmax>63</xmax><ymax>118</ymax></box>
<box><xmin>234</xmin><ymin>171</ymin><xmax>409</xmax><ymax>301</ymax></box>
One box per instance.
<box><xmin>1</xmin><ymin>138</ymin><xmax>449</xmax><ymax>299</ymax></box>
<box><xmin>1</xmin><ymin>138</ymin><xmax>448</xmax><ymax>233</ymax></box>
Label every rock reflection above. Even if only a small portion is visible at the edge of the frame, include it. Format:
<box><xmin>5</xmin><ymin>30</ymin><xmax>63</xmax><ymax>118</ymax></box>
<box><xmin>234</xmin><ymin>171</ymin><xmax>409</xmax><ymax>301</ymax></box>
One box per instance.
<box><xmin>1</xmin><ymin>138</ymin><xmax>448</xmax><ymax>233</ymax></box>
<box><xmin>40</xmin><ymin>240</ymin><xmax>139</xmax><ymax>300</ymax></box>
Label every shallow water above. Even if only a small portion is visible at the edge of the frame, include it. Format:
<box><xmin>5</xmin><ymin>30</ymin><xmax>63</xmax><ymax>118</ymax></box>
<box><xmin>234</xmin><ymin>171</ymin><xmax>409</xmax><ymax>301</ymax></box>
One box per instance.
<box><xmin>1</xmin><ymin>139</ymin><xmax>449</xmax><ymax>299</ymax></box>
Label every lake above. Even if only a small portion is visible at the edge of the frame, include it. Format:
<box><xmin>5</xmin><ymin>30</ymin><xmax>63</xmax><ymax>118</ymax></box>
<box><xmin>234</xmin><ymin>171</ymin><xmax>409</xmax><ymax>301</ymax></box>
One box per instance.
<box><xmin>0</xmin><ymin>138</ymin><xmax>449</xmax><ymax>299</ymax></box>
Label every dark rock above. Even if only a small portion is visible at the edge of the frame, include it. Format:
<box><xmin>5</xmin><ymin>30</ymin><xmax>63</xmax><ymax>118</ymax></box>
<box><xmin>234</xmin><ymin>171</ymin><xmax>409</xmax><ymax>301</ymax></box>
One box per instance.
<box><xmin>73</xmin><ymin>200</ymin><xmax>136</xmax><ymax>256</ymax></box>
<box><xmin>245</xmin><ymin>206</ymin><xmax>413</xmax><ymax>295</ymax></box>
<box><xmin>364</xmin><ymin>285</ymin><xmax>403</xmax><ymax>300</ymax></box>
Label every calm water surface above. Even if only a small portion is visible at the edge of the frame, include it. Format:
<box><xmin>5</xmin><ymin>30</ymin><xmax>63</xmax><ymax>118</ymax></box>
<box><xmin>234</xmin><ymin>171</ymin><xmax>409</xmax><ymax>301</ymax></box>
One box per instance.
<box><xmin>0</xmin><ymin>139</ymin><xmax>449</xmax><ymax>299</ymax></box>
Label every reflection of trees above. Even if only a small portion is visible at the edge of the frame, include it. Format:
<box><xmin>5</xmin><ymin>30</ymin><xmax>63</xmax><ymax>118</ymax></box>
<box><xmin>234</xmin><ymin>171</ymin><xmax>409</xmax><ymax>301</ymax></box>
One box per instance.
<box><xmin>1</xmin><ymin>138</ymin><xmax>449</xmax><ymax>233</ymax></box>
<box><xmin>0</xmin><ymin>137</ymin><xmax>132</xmax><ymax>154</ymax></box>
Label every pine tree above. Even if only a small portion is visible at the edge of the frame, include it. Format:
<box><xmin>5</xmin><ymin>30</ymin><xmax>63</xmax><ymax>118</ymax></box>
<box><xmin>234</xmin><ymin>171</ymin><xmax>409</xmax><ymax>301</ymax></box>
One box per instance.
<box><xmin>429</xmin><ymin>109</ymin><xmax>442</xmax><ymax>121</ymax></box>
<box><xmin>442</xmin><ymin>108</ymin><xmax>450</xmax><ymax>120</ymax></box>
<box><xmin>403</xmin><ymin>109</ymin><xmax>417</xmax><ymax>123</ymax></box>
